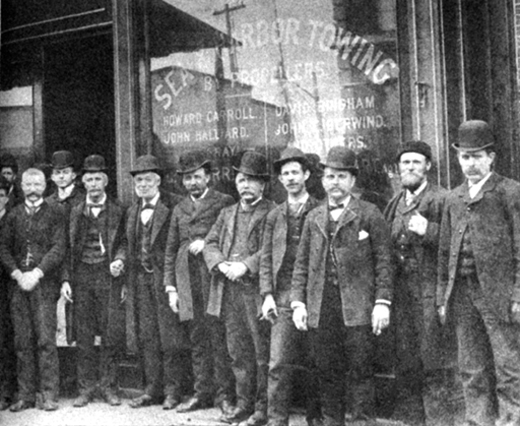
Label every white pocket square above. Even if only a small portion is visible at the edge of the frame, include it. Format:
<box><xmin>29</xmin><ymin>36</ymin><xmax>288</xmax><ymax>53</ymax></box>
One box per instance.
<box><xmin>358</xmin><ymin>230</ymin><xmax>369</xmax><ymax>240</ymax></box>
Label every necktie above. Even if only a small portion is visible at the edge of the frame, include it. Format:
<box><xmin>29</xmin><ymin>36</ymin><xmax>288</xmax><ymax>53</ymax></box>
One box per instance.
<box><xmin>329</xmin><ymin>203</ymin><xmax>344</xmax><ymax>211</ymax></box>
<box><xmin>87</xmin><ymin>203</ymin><xmax>103</xmax><ymax>218</ymax></box>
<box><xmin>141</xmin><ymin>204</ymin><xmax>155</xmax><ymax>224</ymax></box>
<box><xmin>26</xmin><ymin>204</ymin><xmax>38</xmax><ymax>216</ymax></box>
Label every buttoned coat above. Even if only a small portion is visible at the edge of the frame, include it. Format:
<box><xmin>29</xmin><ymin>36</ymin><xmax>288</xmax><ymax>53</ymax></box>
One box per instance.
<box><xmin>259</xmin><ymin>196</ymin><xmax>321</xmax><ymax>298</ymax></box>
<box><xmin>63</xmin><ymin>198</ymin><xmax>127</xmax><ymax>345</ymax></box>
<box><xmin>437</xmin><ymin>172</ymin><xmax>520</xmax><ymax>322</ymax></box>
<box><xmin>384</xmin><ymin>183</ymin><xmax>453</xmax><ymax>370</ymax></box>
<box><xmin>125</xmin><ymin>191</ymin><xmax>182</xmax><ymax>353</ymax></box>
<box><xmin>163</xmin><ymin>188</ymin><xmax>234</xmax><ymax>322</ymax></box>
<box><xmin>203</xmin><ymin>197</ymin><xmax>276</xmax><ymax>318</ymax></box>
<box><xmin>291</xmin><ymin>197</ymin><xmax>393</xmax><ymax>328</ymax></box>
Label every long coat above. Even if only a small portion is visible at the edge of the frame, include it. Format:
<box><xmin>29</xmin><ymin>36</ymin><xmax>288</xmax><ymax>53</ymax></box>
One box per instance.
<box><xmin>291</xmin><ymin>196</ymin><xmax>393</xmax><ymax>328</ymax></box>
<box><xmin>384</xmin><ymin>183</ymin><xmax>454</xmax><ymax>370</ymax></box>
<box><xmin>63</xmin><ymin>198</ymin><xmax>126</xmax><ymax>345</ymax></box>
<box><xmin>163</xmin><ymin>189</ymin><xmax>234</xmax><ymax>322</ymax></box>
<box><xmin>125</xmin><ymin>191</ymin><xmax>182</xmax><ymax>353</ymax></box>
<box><xmin>203</xmin><ymin>197</ymin><xmax>275</xmax><ymax>318</ymax></box>
<box><xmin>437</xmin><ymin>172</ymin><xmax>520</xmax><ymax>322</ymax></box>
<box><xmin>259</xmin><ymin>196</ymin><xmax>321</xmax><ymax>298</ymax></box>
<box><xmin>45</xmin><ymin>185</ymin><xmax>85</xmax><ymax>214</ymax></box>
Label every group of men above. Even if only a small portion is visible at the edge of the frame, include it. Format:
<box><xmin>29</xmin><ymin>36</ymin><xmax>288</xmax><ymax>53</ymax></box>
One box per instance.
<box><xmin>1</xmin><ymin>118</ymin><xmax>520</xmax><ymax>426</ymax></box>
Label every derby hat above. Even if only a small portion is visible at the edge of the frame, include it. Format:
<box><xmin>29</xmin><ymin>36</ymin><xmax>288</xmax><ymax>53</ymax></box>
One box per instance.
<box><xmin>233</xmin><ymin>151</ymin><xmax>269</xmax><ymax>180</ymax></box>
<box><xmin>177</xmin><ymin>150</ymin><xmax>212</xmax><ymax>174</ymax></box>
<box><xmin>320</xmin><ymin>146</ymin><xmax>358</xmax><ymax>175</ymax></box>
<box><xmin>130</xmin><ymin>154</ymin><xmax>162</xmax><ymax>176</ymax></box>
<box><xmin>453</xmin><ymin>120</ymin><xmax>495</xmax><ymax>152</ymax></box>
<box><xmin>51</xmin><ymin>150</ymin><xmax>75</xmax><ymax>170</ymax></box>
<box><xmin>396</xmin><ymin>140</ymin><xmax>432</xmax><ymax>162</ymax></box>
<box><xmin>273</xmin><ymin>147</ymin><xmax>309</xmax><ymax>174</ymax></box>
<box><xmin>83</xmin><ymin>154</ymin><xmax>107</xmax><ymax>172</ymax></box>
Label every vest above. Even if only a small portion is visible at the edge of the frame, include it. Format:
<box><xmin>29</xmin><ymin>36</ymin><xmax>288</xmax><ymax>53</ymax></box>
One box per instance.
<box><xmin>137</xmin><ymin>217</ymin><xmax>154</xmax><ymax>272</ymax></box>
<box><xmin>458</xmin><ymin>228</ymin><xmax>476</xmax><ymax>278</ymax></box>
<box><xmin>325</xmin><ymin>216</ymin><xmax>339</xmax><ymax>286</ymax></box>
<box><xmin>81</xmin><ymin>212</ymin><xmax>108</xmax><ymax>264</ymax></box>
<box><xmin>277</xmin><ymin>208</ymin><xmax>305</xmax><ymax>290</ymax></box>
<box><xmin>229</xmin><ymin>207</ymin><xmax>254</xmax><ymax>263</ymax></box>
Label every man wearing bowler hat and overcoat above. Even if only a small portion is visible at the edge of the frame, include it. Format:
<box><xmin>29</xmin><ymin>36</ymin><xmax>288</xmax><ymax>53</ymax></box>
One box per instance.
<box><xmin>438</xmin><ymin>120</ymin><xmax>520</xmax><ymax>426</ymax></box>
<box><xmin>124</xmin><ymin>154</ymin><xmax>184</xmax><ymax>409</ymax></box>
<box><xmin>290</xmin><ymin>146</ymin><xmax>393</xmax><ymax>426</ymax></box>
<box><xmin>204</xmin><ymin>151</ymin><xmax>275</xmax><ymax>425</ymax></box>
<box><xmin>46</xmin><ymin>150</ymin><xmax>85</xmax><ymax>212</ymax></box>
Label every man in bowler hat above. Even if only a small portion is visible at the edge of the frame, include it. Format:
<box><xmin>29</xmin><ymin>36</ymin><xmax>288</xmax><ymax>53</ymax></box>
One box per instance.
<box><xmin>124</xmin><ymin>155</ymin><xmax>183</xmax><ymax>409</ymax></box>
<box><xmin>163</xmin><ymin>149</ymin><xmax>236</xmax><ymax>415</ymax></box>
<box><xmin>46</xmin><ymin>150</ymin><xmax>85</xmax><ymax>212</ymax></box>
<box><xmin>291</xmin><ymin>146</ymin><xmax>393</xmax><ymax>426</ymax></box>
<box><xmin>384</xmin><ymin>141</ymin><xmax>455</xmax><ymax>426</ymax></box>
<box><xmin>438</xmin><ymin>120</ymin><xmax>520</xmax><ymax>426</ymax></box>
<box><xmin>260</xmin><ymin>147</ymin><xmax>322</xmax><ymax>426</ymax></box>
<box><xmin>0</xmin><ymin>168</ymin><xmax>66</xmax><ymax>411</ymax></box>
<box><xmin>60</xmin><ymin>155</ymin><xmax>127</xmax><ymax>407</ymax></box>
<box><xmin>204</xmin><ymin>151</ymin><xmax>275</xmax><ymax>425</ymax></box>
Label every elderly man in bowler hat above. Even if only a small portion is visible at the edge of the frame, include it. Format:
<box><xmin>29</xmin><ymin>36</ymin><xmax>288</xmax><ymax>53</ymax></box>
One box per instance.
<box><xmin>0</xmin><ymin>168</ymin><xmax>66</xmax><ymax>411</ymax></box>
<box><xmin>60</xmin><ymin>155</ymin><xmax>127</xmax><ymax>407</ymax></box>
<box><xmin>204</xmin><ymin>151</ymin><xmax>275</xmax><ymax>425</ymax></box>
<box><xmin>438</xmin><ymin>120</ymin><xmax>520</xmax><ymax>426</ymax></box>
<box><xmin>260</xmin><ymin>147</ymin><xmax>322</xmax><ymax>426</ymax></box>
<box><xmin>124</xmin><ymin>155</ymin><xmax>184</xmax><ymax>409</ymax></box>
<box><xmin>290</xmin><ymin>146</ymin><xmax>393</xmax><ymax>426</ymax></box>
<box><xmin>384</xmin><ymin>141</ymin><xmax>455</xmax><ymax>426</ymax></box>
<box><xmin>163</xmin><ymin>150</ymin><xmax>236</xmax><ymax>415</ymax></box>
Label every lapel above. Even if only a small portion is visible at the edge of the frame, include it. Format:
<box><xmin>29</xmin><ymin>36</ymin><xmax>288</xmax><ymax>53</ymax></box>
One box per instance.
<box><xmin>314</xmin><ymin>203</ymin><xmax>329</xmax><ymax>240</ymax></box>
<box><xmin>247</xmin><ymin>198</ymin><xmax>270</xmax><ymax>238</ymax></box>
<box><xmin>127</xmin><ymin>203</ymin><xmax>139</xmax><ymax>252</ymax></box>
<box><xmin>334</xmin><ymin>196</ymin><xmax>359</xmax><ymax>241</ymax></box>
<box><xmin>188</xmin><ymin>188</ymin><xmax>216</xmax><ymax>223</ymax></box>
<box><xmin>150</xmin><ymin>196</ymin><xmax>170</xmax><ymax>248</ymax></box>
<box><xmin>70</xmin><ymin>200</ymin><xmax>86</xmax><ymax>249</ymax></box>
<box><xmin>105</xmin><ymin>199</ymin><xmax>122</xmax><ymax>254</ymax></box>
<box><xmin>463</xmin><ymin>172</ymin><xmax>498</xmax><ymax>205</ymax></box>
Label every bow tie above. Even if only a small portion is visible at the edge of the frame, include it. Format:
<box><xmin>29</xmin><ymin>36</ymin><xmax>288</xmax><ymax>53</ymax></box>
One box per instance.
<box><xmin>329</xmin><ymin>203</ymin><xmax>345</xmax><ymax>211</ymax></box>
<box><xmin>142</xmin><ymin>204</ymin><xmax>155</xmax><ymax>211</ymax></box>
<box><xmin>87</xmin><ymin>203</ymin><xmax>104</xmax><ymax>209</ymax></box>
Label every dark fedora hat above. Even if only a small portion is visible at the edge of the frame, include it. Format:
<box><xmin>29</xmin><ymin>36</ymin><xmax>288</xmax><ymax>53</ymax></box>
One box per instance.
<box><xmin>273</xmin><ymin>147</ymin><xmax>309</xmax><ymax>174</ymax></box>
<box><xmin>233</xmin><ymin>151</ymin><xmax>269</xmax><ymax>180</ymax></box>
<box><xmin>130</xmin><ymin>154</ymin><xmax>163</xmax><ymax>176</ymax></box>
<box><xmin>453</xmin><ymin>120</ymin><xmax>495</xmax><ymax>152</ymax></box>
<box><xmin>51</xmin><ymin>150</ymin><xmax>75</xmax><ymax>170</ymax></box>
<box><xmin>177</xmin><ymin>150</ymin><xmax>212</xmax><ymax>175</ymax></box>
<box><xmin>396</xmin><ymin>140</ymin><xmax>432</xmax><ymax>162</ymax></box>
<box><xmin>320</xmin><ymin>146</ymin><xmax>358</xmax><ymax>175</ymax></box>
<box><xmin>83</xmin><ymin>154</ymin><xmax>107</xmax><ymax>172</ymax></box>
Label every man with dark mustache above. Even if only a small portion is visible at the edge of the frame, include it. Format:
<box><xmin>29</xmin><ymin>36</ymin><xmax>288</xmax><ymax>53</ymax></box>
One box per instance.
<box><xmin>384</xmin><ymin>141</ymin><xmax>455</xmax><ymax>426</ymax></box>
<box><xmin>438</xmin><ymin>120</ymin><xmax>520</xmax><ymax>426</ymax></box>
<box><xmin>204</xmin><ymin>151</ymin><xmax>275</xmax><ymax>425</ymax></box>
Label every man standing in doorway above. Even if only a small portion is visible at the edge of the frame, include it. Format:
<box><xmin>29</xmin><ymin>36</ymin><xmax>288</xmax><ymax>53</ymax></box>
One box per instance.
<box><xmin>291</xmin><ymin>146</ymin><xmax>393</xmax><ymax>426</ymax></box>
<box><xmin>46</xmin><ymin>150</ymin><xmax>84</xmax><ymax>212</ymax></box>
<box><xmin>163</xmin><ymin>149</ymin><xmax>235</xmax><ymax>416</ymax></box>
<box><xmin>438</xmin><ymin>120</ymin><xmax>520</xmax><ymax>426</ymax></box>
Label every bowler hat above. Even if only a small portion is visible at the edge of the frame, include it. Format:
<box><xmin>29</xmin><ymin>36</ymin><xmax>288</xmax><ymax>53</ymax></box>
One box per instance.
<box><xmin>83</xmin><ymin>154</ymin><xmax>107</xmax><ymax>172</ymax></box>
<box><xmin>130</xmin><ymin>155</ymin><xmax>163</xmax><ymax>176</ymax></box>
<box><xmin>273</xmin><ymin>147</ymin><xmax>309</xmax><ymax>174</ymax></box>
<box><xmin>51</xmin><ymin>150</ymin><xmax>75</xmax><ymax>170</ymax></box>
<box><xmin>0</xmin><ymin>153</ymin><xmax>18</xmax><ymax>173</ymax></box>
<box><xmin>453</xmin><ymin>120</ymin><xmax>495</xmax><ymax>152</ymax></box>
<box><xmin>177</xmin><ymin>150</ymin><xmax>211</xmax><ymax>175</ymax></box>
<box><xmin>396</xmin><ymin>141</ymin><xmax>432</xmax><ymax>162</ymax></box>
<box><xmin>320</xmin><ymin>146</ymin><xmax>358</xmax><ymax>175</ymax></box>
<box><xmin>233</xmin><ymin>151</ymin><xmax>269</xmax><ymax>180</ymax></box>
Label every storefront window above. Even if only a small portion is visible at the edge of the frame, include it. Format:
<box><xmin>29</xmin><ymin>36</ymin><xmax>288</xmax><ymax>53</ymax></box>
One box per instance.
<box><xmin>151</xmin><ymin>0</ymin><xmax>400</xmax><ymax>203</ymax></box>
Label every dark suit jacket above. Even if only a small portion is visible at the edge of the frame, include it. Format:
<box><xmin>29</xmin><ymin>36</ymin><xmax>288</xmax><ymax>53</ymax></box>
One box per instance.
<box><xmin>291</xmin><ymin>196</ymin><xmax>393</xmax><ymax>328</ymax></box>
<box><xmin>437</xmin><ymin>172</ymin><xmax>520</xmax><ymax>322</ymax></box>
<box><xmin>259</xmin><ymin>196</ymin><xmax>321</xmax><ymax>298</ymax></box>
<box><xmin>0</xmin><ymin>200</ymin><xmax>66</xmax><ymax>299</ymax></box>
<box><xmin>163</xmin><ymin>189</ymin><xmax>234</xmax><ymax>322</ymax></box>
<box><xmin>203</xmin><ymin>197</ymin><xmax>276</xmax><ymax>318</ymax></box>
<box><xmin>45</xmin><ymin>185</ymin><xmax>85</xmax><ymax>215</ymax></box>
<box><xmin>125</xmin><ymin>191</ymin><xmax>182</xmax><ymax>352</ymax></box>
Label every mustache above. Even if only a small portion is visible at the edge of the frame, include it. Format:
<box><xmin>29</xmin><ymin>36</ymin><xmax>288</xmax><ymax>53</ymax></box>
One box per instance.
<box><xmin>25</xmin><ymin>192</ymin><xmax>40</xmax><ymax>197</ymax></box>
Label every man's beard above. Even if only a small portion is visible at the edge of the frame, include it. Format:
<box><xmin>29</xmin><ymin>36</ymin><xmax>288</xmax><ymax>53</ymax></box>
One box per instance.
<box><xmin>401</xmin><ymin>172</ymin><xmax>424</xmax><ymax>192</ymax></box>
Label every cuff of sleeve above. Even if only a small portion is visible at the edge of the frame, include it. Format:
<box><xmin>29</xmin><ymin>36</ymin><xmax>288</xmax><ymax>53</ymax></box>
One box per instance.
<box><xmin>290</xmin><ymin>301</ymin><xmax>306</xmax><ymax>310</ymax></box>
<box><xmin>34</xmin><ymin>268</ymin><xmax>44</xmax><ymax>279</ymax></box>
<box><xmin>11</xmin><ymin>269</ymin><xmax>22</xmax><ymax>280</ymax></box>
<box><xmin>165</xmin><ymin>286</ymin><xmax>177</xmax><ymax>293</ymax></box>
<box><xmin>375</xmin><ymin>299</ymin><xmax>391</xmax><ymax>306</ymax></box>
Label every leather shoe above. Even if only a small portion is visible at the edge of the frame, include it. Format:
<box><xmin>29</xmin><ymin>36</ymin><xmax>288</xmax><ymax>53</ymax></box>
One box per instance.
<box><xmin>221</xmin><ymin>404</ymin><xmax>254</xmax><ymax>424</ymax></box>
<box><xmin>220</xmin><ymin>399</ymin><xmax>235</xmax><ymax>416</ymax></box>
<box><xmin>41</xmin><ymin>399</ymin><xmax>59</xmax><ymax>411</ymax></box>
<box><xmin>162</xmin><ymin>394</ymin><xmax>180</xmax><ymax>410</ymax></box>
<box><xmin>177</xmin><ymin>395</ymin><xmax>213</xmax><ymax>413</ymax></box>
<box><xmin>104</xmin><ymin>391</ymin><xmax>121</xmax><ymax>406</ymax></box>
<box><xmin>239</xmin><ymin>410</ymin><xmax>268</xmax><ymax>426</ymax></box>
<box><xmin>10</xmin><ymin>400</ymin><xmax>35</xmax><ymax>412</ymax></box>
<box><xmin>129</xmin><ymin>394</ymin><xmax>154</xmax><ymax>408</ymax></box>
<box><xmin>73</xmin><ymin>394</ymin><xmax>91</xmax><ymax>408</ymax></box>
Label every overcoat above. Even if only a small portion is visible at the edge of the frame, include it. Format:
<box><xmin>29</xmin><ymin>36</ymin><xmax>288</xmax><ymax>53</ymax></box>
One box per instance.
<box><xmin>125</xmin><ymin>191</ymin><xmax>182</xmax><ymax>353</ymax></box>
<box><xmin>259</xmin><ymin>196</ymin><xmax>321</xmax><ymax>297</ymax></box>
<box><xmin>62</xmin><ymin>198</ymin><xmax>126</xmax><ymax>345</ymax></box>
<box><xmin>163</xmin><ymin>188</ymin><xmax>234</xmax><ymax>322</ymax></box>
<box><xmin>203</xmin><ymin>197</ymin><xmax>275</xmax><ymax>318</ymax></box>
<box><xmin>384</xmin><ymin>183</ymin><xmax>453</xmax><ymax>370</ymax></box>
<box><xmin>45</xmin><ymin>185</ymin><xmax>85</xmax><ymax>213</ymax></box>
<box><xmin>437</xmin><ymin>172</ymin><xmax>520</xmax><ymax>322</ymax></box>
<box><xmin>291</xmin><ymin>196</ymin><xmax>393</xmax><ymax>328</ymax></box>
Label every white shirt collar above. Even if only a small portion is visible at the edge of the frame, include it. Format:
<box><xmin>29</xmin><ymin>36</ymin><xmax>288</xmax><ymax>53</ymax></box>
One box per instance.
<box><xmin>141</xmin><ymin>192</ymin><xmax>160</xmax><ymax>208</ymax></box>
<box><xmin>405</xmin><ymin>179</ymin><xmax>427</xmax><ymax>198</ymax></box>
<box><xmin>240</xmin><ymin>196</ymin><xmax>262</xmax><ymax>210</ymax></box>
<box><xmin>468</xmin><ymin>172</ymin><xmax>492</xmax><ymax>199</ymax></box>
<box><xmin>288</xmin><ymin>192</ymin><xmax>309</xmax><ymax>206</ymax></box>
<box><xmin>86</xmin><ymin>193</ymin><xmax>107</xmax><ymax>206</ymax></box>
<box><xmin>57</xmin><ymin>183</ymin><xmax>75</xmax><ymax>200</ymax></box>
<box><xmin>25</xmin><ymin>197</ymin><xmax>44</xmax><ymax>208</ymax></box>
<box><xmin>328</xmin><ymin>195</ymin><xmax>351</xmax><ymax>222</ymax></box>
<box><xmin>190</xmin><ymin>188</ymin><xmax>208</xmax><ymax>203</ymax></box>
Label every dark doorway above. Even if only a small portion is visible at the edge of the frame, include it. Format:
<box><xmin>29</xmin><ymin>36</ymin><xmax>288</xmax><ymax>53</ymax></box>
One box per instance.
<box><xmin>43</xmin><ymin>34</ymin><xmax>117</xmax><ymax>197</ymax></box>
